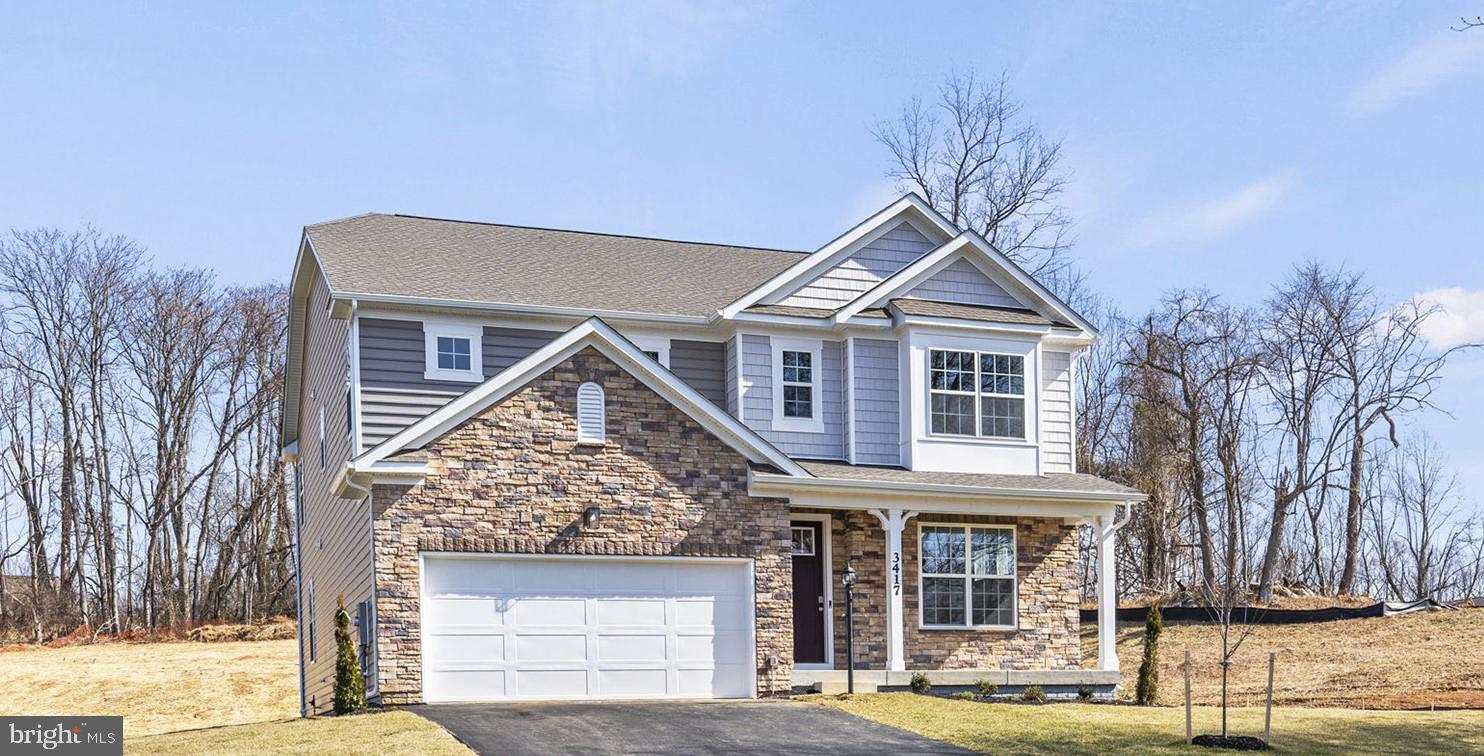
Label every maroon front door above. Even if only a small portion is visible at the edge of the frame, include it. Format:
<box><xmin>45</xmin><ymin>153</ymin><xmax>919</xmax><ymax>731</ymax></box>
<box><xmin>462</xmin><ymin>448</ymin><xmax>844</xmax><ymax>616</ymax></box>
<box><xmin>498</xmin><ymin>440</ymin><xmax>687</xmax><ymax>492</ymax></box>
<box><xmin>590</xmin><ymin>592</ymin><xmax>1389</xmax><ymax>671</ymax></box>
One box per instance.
<box><xmin>791</xmin><ymin>521</ymin><xmax>826</xmax><ymax>664</ymax></box>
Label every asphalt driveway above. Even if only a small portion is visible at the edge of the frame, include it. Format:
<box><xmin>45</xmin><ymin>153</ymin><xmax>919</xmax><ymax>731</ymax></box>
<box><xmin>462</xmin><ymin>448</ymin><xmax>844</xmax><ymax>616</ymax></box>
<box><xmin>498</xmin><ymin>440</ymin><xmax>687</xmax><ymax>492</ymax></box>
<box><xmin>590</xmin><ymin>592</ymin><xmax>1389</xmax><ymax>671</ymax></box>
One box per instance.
<box><xmin>409</xmin><ymin>699</ymin><xmax>974</xmax><ymax>755</ymax></box>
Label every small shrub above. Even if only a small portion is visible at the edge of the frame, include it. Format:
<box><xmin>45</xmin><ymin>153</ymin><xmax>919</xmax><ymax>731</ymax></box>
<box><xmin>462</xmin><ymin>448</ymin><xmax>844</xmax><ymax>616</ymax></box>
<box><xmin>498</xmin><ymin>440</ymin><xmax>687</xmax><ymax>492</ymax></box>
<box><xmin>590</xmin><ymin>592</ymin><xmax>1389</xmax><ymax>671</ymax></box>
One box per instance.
<box><xmin>909</xmin><ymin>672</ymin><xmax>932</xmax><ymax>694</ymax></box>
<box><xmin>975</xmin><ymin>679</ymin><xmax>999</xmax><ymax>698</ymax></box>
<box><xmin>1136</xmin><ymin>603</ymin><xmax>1163</xmax><ymax>705</ymax></box>
<box><xmin>949</xmin><ymin>690</ymin><xmax>976</xmax><ymax>701</ymax></box>
<box><xmin>333</xmin><ymin>596</ymin><xmax>366</xmax><ymax>714</ymax></box>
<box><xmin>1021</xmin><ymin>685</ymin><xmax>1046</xmax><ymax>703</ymax></box>
<box><xmin>1077</xmin><ymin>684</ymin><xmax>1094</xmax><ymax>701</ymax></box>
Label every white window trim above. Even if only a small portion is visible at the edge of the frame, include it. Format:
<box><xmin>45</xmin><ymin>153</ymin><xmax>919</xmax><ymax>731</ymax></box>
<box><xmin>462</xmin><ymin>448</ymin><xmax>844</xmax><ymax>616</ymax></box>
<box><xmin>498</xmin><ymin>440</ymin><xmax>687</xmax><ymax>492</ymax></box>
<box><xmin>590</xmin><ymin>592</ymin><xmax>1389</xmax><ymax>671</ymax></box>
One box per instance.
<box><xmin>629</xmin><ymin>335</ymin><xmax>671</xmax><ymax>368</ymax></box>
<box><xmin>423</xmin><ymin>320</ymin><xmax>484</xmax><ymax>383</ymax></box>
<box><xmin>771</xmin><ymin>336</ymin><xmax>824</xmax><ymax>433</ymax></box>
<box><xmin>917</xmin><ymin>522</ymin><xmax>1018</xmax><ymax>631</ymax></box>
<box><xmin>926</xmin><ymin>348</ymin><xmax>1027</xmax><ymax>441</ymax></box>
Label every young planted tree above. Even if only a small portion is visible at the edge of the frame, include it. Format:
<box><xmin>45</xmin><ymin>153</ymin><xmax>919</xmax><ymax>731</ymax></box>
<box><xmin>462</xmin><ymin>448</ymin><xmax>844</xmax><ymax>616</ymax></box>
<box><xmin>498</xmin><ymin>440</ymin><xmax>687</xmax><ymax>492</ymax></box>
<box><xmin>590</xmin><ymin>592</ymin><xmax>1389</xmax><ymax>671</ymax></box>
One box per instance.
<box><xmin>1135</xmin><ymin>603</ymin><xmax>1163</xmax><ymax>705</ymax></box>
<box><xmin>333</xmin><ymin>596</ymin><xmax>366</xmax><ymax>713</ymax></box>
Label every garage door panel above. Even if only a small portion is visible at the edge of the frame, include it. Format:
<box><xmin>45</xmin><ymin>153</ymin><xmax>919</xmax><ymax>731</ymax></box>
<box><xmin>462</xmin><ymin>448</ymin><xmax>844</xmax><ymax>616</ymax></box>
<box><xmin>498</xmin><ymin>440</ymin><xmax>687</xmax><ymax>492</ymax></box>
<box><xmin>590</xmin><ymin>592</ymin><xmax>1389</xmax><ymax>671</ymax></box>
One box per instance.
<box><xmin>425</xmin><ymin>597</ymin><xmax>501</xmax><ymax>625</ymax></box>
<box><xmin>677</xmin><ymin>664</ymin><xmax>750</xmax><ymax>698</ymax></box>
<box><xmin>430</xmin><ymin>669</ymin><xmax>508</xmax><ymax>700</ymax></box>
<box><xmin>511</xmin><ymin>597</ymin><xmax>586</xmax><ymax>626</ymax></box>
<box><xmin>426</xmin><ymin>633</ymin><xmax>505</xmax><ymax>663</ymax></box>
<box><xmin>506</xmin><ymin>561</ymin><xmax>596</xmax><ymax>592</ymax></box>
<box><xmin>675</xmin><ymin>597</ymin><xmax>747</xmax><ymax>629</ymax></box>
<box><xmin>422</xmin><ymin>556</ymin><xmax>753</xmax><ymax>701</ymax></box>
<box><xmin>595</xmin><ymin>598</ymin><xmax>667</xmax><ymax>626</ymax></box>
<box><xmin>593</xmin><ymin>563</ymin><xmax>674</xmax><ymax>593</ymax></box>
<box><xmin>599</xmin><ymin>668</ymin><xmax>668</xmax><ymax>697</ymax></box>
<box><xmin>516</xmin><ymin>669</ymin><xmax>590</xmax><ymax>697</ymax></box>
<box><xmin>514</xmin><ymin>633</ymin><xmax>588</xmax><ymax>662</ymax></box>
<box><xmin>598</xmin><ymin>633</ymin><xmax>668</xmax><ymax>661</ymax></box>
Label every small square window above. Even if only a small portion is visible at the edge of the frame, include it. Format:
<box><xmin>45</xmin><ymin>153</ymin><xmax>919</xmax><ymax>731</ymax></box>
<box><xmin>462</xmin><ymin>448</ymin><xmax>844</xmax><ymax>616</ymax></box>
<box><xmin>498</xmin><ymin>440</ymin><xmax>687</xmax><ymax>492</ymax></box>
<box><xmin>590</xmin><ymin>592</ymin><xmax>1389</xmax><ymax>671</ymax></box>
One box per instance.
<box><xmin>790</xmin><ymin>526</ymin><xmax>816</xmax><ymax>556</ymax></box>
<box><xmin>437</xmin><ymin>336</ymin><xmax>471</xmax><ymax>371</ymax></box>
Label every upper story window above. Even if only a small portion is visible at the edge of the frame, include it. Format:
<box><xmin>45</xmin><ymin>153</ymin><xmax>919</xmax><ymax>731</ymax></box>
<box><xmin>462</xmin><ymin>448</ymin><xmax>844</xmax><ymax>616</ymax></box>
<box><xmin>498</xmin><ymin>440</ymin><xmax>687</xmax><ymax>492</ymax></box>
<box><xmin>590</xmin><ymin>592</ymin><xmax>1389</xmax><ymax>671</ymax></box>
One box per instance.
<box><xmin>423</xmin><ymin>321</ymin><xmax>484</xmax><ymax>382</ymax></box>
<box><xmin>771</xmin><ymin>337</ymin><xmax>823</xmax><ymax>433</ymax></box>
<box><xmin>317</xmin><ymin>404</ymin><xmax>326</xmax><ymax>470</ymax></box>
<box><xmin>920</xmin><ymin>524</ymin><xmax>1016</xmax><ymax>629</ymax></box>
<box><xmin>928</xmin><ymin>349</ymin><xmax>1025</xmax><ymax>440</ymax></box>
<box><xmin>629</xmin><ymin>336</ymin><xmax>670</xmax><ymax>368</ymax></box>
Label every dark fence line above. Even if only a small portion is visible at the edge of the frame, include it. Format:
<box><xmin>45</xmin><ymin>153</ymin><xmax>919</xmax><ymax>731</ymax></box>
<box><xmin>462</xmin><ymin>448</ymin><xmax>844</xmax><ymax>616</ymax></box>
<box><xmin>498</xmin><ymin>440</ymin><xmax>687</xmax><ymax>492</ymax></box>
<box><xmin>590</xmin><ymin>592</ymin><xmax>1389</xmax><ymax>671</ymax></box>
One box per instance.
<box><xmin>1079</xmin><ymin>598</ymin><xmax>1447</xmax><ymax>624</ymax></box>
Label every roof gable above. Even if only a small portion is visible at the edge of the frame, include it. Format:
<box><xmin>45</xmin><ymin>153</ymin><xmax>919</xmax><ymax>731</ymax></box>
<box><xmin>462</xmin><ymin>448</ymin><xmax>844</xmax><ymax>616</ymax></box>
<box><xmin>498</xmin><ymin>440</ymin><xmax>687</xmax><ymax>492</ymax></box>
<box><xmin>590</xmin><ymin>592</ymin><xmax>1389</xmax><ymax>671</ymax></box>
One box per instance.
<box><xmin>718</xmin><ymin>193</ymin><xmax>958</xmax><ymax>318</ymax></box>
<box><xmin>774</xmin><ymin>220</ymin><xmax>942</xmax><ymax>309</ymax></box>
<box><xmin>353</xmin><ymin>318</ymin><xmax>808</xmax><ymax>477</ymax></box>
<box><xmin>900</xmin><ymin>257</ymin><xmax>1022</xmax><ymax>309</ymax></box>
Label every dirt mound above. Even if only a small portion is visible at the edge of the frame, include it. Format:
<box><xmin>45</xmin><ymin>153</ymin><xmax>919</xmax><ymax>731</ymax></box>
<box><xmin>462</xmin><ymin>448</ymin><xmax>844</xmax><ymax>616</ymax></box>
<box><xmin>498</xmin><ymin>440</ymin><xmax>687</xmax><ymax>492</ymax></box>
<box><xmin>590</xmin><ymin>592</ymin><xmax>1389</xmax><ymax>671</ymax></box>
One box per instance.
<box><xmin>187</xmin><ymin>619</ymin><xmax>296</xmax><ymax>643</ymax></box>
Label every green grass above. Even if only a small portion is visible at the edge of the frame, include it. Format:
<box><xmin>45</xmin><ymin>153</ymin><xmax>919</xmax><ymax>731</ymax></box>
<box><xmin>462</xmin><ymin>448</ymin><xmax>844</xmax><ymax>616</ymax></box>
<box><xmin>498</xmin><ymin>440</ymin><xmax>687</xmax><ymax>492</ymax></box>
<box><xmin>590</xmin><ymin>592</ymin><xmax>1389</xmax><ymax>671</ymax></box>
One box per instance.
<box><xmin>125</xmin><ymin>710</ymin><xmax>472</xmax><ymax>755</ymax></box>
<box><xmin>805</xmin><ymin>693</ymin><xmax>1484</xmax><ymax>755</ymax></box>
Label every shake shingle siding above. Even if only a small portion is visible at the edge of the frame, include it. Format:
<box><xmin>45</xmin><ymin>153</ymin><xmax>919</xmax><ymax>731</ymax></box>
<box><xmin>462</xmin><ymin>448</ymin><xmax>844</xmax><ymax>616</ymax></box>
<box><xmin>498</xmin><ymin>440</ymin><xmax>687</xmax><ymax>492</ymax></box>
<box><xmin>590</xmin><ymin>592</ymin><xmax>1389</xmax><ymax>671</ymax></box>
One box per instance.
<box><xmin>723</xmin><ymin>337</ymin><xmax>739</xmax><ymax>417</ymax></box>
<box><xmin>902</xmin><ymin>258</ymin><xmax>1021</xmax><ymax>308</ymax></box>
<box><xmin>778</xmin><ymin>222</ymin><xmax>936</xmax><ymax>309</ymax></box>
<box><xmin>740</xmin><ymin>334</ymin><xmax>845</xmax><ymax>459</ymax></box>
<box><xmin>1041</xmin><ymin>348</ymin><xmax>1075</xmax><ymax>473</ymax></box>
<box><xmin>852</xmin><ymin>338</ymin><xmax>900</xmax><ymax>465</ymax></box>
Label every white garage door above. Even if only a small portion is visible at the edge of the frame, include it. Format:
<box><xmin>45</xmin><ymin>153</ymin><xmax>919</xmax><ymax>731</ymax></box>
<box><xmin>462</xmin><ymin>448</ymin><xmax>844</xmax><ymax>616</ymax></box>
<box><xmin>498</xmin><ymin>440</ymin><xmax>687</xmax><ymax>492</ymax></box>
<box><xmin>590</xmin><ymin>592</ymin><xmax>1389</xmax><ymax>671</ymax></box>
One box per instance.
<box><xmin>421</xmin><ymin>555</ymin><xmax>754</xmax><ymax>702</ymax></box>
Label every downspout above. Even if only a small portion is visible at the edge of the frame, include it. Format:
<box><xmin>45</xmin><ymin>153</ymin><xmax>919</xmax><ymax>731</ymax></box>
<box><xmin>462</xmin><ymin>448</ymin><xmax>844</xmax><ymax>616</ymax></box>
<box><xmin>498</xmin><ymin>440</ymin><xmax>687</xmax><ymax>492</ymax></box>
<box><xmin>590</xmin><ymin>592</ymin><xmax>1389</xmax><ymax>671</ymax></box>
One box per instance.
<box><xmin>287</xmin><ymin>455</ymin><xmax>306</xmax><ymax>718</ymax></box>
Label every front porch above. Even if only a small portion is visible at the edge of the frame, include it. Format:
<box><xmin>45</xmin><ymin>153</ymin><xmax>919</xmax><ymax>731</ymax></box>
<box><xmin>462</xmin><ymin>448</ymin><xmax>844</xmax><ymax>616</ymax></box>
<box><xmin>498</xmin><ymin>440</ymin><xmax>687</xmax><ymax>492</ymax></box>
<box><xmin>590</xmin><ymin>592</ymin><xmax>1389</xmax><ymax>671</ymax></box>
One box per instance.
<box><xmin>751</xmin><ymin>463</ymin><xmax>1140</xmax><ymax>695</ymax></box>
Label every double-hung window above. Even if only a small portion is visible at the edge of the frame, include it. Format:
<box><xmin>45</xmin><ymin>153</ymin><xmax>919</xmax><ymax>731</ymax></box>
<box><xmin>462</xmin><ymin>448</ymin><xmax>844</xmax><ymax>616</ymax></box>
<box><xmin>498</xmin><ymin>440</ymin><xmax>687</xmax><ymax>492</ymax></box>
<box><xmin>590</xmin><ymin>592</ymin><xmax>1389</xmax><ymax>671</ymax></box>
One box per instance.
<box><xmin>928</xmin><ymin>349</ymin><xmax>1026</xmax><ymax>439</ymax></box>
<box><xmin>771</xmin><ymin>337</ymin><xmax>824</xmax><ymax>433</ymax></box>
<box><xmin>423</xmin><ymin>321</ymin><xmax>484</xmax><ymax>382</ymax></box>
<box><xmin>919</xmin><ymin>524</ymin><xmax>1016</xmax><ymax>628</ymax></box>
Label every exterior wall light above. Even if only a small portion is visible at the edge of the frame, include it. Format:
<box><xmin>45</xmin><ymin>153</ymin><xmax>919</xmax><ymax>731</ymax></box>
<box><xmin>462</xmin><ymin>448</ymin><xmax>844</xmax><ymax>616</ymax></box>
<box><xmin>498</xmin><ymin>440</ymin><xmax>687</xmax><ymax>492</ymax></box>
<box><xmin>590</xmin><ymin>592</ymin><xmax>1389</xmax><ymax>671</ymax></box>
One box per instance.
<box><xmin>583</xmin><ymin>507</ymin><xmax>601</xmax><ymax>529</ymax></box>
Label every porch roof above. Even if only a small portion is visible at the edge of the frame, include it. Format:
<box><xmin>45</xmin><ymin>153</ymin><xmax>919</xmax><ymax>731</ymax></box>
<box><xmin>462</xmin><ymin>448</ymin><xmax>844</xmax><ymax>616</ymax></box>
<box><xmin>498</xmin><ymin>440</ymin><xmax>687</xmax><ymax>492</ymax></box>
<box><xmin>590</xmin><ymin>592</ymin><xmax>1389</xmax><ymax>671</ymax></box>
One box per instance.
<box><xmin>788</xmin><ymin>460</ymin><xmax>1142</xmax><ymax>498</ymax></box>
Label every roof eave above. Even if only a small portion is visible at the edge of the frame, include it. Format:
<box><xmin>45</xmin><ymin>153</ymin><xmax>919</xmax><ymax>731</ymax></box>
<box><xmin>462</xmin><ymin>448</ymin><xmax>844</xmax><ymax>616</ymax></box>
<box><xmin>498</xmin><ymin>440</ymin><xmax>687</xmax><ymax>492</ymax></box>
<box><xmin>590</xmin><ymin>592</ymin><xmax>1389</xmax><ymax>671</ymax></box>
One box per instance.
<box><xmin>749</xmin><ymin>470</ymin><xmax>1147</xmax><ymax>504</ymax></box>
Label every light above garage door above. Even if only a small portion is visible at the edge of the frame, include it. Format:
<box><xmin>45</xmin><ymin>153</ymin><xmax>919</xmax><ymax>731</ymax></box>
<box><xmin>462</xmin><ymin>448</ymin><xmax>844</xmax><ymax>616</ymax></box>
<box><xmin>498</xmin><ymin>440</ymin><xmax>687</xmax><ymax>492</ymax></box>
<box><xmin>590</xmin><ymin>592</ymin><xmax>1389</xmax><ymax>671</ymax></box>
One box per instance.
<box><xmin>421</xmin><ymin>555</ymin><xmax>755</xmax><ymax>701</ymax></box>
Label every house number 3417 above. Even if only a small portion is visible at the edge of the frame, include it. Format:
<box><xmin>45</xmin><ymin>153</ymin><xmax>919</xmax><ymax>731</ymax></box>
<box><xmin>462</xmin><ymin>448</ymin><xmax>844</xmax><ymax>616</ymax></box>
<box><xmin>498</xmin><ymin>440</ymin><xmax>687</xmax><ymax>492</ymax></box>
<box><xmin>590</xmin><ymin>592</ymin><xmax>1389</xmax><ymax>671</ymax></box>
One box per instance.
<box><xmin>891</xmin><ymin>551</ymin><xmax>901</xmax><ymax>596</ymax></box>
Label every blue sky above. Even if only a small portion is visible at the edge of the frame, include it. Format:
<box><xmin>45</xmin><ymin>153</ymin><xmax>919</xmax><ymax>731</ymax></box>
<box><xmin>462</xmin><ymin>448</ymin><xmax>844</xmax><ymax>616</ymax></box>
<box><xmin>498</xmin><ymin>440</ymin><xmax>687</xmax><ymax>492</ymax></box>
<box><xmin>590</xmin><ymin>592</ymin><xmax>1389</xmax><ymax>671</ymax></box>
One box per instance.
<box><xmin>3</xmin><ymin>2</ymin><xmax>1482</xmax><ymax>503</ymax></box>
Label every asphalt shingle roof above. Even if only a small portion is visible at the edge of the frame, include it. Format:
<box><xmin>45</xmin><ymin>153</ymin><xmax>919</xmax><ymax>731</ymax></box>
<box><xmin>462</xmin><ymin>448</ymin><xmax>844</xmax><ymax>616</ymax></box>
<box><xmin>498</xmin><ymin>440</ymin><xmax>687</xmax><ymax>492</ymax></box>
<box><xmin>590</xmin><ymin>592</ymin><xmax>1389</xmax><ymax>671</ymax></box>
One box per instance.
<box><xmin>305</xmin><ymin>214</ymin><xmax>806</xmax><ymax>317</ymax></box>
<box><xmin>793</xmin><ymin>459</ymin><xmax>1142</xmax><ymax>496</ymax></box>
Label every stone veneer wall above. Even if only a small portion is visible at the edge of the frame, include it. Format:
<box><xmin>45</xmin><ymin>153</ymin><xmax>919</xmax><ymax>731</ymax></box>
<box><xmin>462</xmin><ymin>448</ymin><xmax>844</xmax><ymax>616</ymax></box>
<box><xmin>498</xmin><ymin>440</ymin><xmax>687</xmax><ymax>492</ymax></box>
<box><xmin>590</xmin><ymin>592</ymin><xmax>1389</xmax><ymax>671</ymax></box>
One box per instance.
<box><xmin>371</xmin><ymin>347</ymin><xmax>794</xmax><ymax>703</ymax></box>
<box><xmin>803</xmin><ymin>509</ymin><xmax>1080</xmax><ymax>671</ymax></box>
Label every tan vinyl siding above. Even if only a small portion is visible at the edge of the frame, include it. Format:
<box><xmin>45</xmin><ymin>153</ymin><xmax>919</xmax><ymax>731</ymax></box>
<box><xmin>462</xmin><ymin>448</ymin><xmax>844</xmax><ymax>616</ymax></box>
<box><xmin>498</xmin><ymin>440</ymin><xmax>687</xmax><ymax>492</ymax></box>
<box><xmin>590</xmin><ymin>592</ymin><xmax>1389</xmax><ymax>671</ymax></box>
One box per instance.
<box><xmin>1041</xmin><ymin>348</ymin><xmax>1075</xmax><ymax>473</ymax></box>
<box><xmin>296</xmin><ymin>269</ymin><xmax>374</xmax><ymax>715</ymax></box>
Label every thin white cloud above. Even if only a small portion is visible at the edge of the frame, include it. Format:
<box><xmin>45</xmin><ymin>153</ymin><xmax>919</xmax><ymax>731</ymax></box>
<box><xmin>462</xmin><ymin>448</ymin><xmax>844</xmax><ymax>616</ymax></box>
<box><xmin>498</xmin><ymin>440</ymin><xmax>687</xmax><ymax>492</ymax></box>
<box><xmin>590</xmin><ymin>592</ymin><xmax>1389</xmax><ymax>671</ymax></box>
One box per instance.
<box><xmin>1348</xmin><ymin>31</ymin><xmax>1484</xmax><ymax>115</ymax></box>
<box><xmin>1414</xmin><ymin>287</ymin><xmax>1484</xmax><ymax>350</ymax></box>
<box><xmin>1122</xmin><ymin>178</ymin><xmax>1290</xmax><ymax>248</ymax></box>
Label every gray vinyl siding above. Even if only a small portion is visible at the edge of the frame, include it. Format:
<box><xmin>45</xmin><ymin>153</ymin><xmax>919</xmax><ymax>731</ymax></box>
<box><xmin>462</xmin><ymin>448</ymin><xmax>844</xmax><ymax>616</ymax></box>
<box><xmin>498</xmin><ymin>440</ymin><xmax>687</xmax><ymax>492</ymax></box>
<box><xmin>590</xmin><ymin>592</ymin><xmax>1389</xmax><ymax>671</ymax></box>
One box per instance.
<box><xmin>357</xmin><ymin>318</ymin><xmax>556</xmax><ymax>448</ymax></box>
<box><xmin>297</xmin><ymin>269</ymin><xmax>372</xmax><ymax>715</ymax></box>
<box><xmin>778</xmin><ymin>222</ymin><xmax>936</xmax><ymax>309</ymax></box>
<box><xmin>670</xmin><ymin>339</ymin><xmax>726</xmax><ymax>408</ymax></box>
<box><xmin>1041</xmin><ymin>348</ymin><xmax>1075</xmax><ymax>473</ymax></box>
<box><xmin>902</xmin><ymin>258</ymin><xmax>1021</xmax><ymax>308</ymax></box>
<box><xmin>740</xmin><ymin>334</ymin><xmax>845</xmax><ymax>459</ymax></box>
<box><xmin>724</xmin><ymin>337</ymin><xmax>739</xmax><ymax>417</ymax></box>
<box><xmin>852</xmin><ymin>338</ymin><xmax>900</xmax><ymax>466</ymax></box>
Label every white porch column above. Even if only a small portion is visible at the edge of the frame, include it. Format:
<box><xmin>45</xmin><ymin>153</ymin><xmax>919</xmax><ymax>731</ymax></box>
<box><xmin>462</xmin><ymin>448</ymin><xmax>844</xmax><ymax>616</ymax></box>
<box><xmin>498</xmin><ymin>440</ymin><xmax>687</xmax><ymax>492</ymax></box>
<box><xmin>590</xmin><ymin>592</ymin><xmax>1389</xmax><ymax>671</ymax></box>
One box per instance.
<box><xmin>870</xmin><ymin>508</ymin><xmax>918</xmax><ymax>672</ymax></box>
<box><xmin>1096</xmin><ymin>511</ymin><xmax>1119</xmax><ymax>672</ymax></box>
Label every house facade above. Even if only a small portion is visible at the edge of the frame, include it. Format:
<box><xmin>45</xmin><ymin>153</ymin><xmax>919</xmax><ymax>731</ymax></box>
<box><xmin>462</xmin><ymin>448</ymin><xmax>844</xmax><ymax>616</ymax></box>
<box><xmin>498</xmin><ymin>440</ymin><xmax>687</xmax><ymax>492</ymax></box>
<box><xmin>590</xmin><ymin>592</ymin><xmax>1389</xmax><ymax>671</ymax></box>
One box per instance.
<box><xmin>284</xmin><ymin>194</ymin><xmax>1142</xmax><ymax>714</ymax></box>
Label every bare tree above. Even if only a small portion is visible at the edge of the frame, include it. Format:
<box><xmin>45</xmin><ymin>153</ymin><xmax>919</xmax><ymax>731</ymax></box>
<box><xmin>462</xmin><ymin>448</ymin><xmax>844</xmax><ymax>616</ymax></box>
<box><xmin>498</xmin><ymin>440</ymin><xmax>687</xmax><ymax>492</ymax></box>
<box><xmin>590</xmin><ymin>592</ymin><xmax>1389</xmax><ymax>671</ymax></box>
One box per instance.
<box><xmin>1370</xmin><ymin>435</ymin><xmax>1477</xmax><ymax>599</ymax></box>
<box><xmin>874</xmin><ymin>70</ymin><xmax>1076</xmax><ymax>288</ymax></box>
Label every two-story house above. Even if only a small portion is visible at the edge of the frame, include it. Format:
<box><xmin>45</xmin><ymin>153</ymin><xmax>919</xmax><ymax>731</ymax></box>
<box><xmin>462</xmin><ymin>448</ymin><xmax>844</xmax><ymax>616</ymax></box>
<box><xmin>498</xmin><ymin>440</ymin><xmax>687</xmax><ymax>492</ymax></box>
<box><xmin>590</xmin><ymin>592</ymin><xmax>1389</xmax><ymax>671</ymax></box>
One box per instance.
<box><xmin>283</xmin><ymin>193</ymin><xmax>1143</xmax><ymax>713</ymax></box>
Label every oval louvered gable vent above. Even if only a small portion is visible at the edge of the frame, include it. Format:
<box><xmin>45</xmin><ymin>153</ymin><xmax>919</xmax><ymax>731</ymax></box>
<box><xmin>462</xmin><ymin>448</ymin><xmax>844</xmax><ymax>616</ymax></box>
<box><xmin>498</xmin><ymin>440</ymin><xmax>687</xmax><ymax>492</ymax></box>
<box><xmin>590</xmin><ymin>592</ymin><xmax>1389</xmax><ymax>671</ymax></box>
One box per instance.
<box><xmin>576</xmin><ymin>382</ymin><xmax>606</xmax><ymax>444</ymax></box>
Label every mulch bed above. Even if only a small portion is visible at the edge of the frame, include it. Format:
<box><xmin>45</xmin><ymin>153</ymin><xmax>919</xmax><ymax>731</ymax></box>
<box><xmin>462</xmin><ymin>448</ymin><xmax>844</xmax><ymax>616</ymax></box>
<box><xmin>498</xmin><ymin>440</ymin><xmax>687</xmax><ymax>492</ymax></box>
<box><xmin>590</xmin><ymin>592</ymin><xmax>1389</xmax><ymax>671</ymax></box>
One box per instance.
<box><xmin>1192</xmin><ymin>734</ymin><xmax>1270</xmax><ymax>750</ymax></box>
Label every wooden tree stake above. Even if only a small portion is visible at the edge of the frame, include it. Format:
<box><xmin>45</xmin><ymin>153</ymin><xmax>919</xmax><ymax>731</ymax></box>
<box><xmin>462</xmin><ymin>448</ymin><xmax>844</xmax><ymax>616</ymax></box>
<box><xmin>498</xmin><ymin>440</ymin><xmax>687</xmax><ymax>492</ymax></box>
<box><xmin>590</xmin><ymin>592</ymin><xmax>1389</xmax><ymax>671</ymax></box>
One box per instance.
<box><xmin>1264</xmin><ymin>652</ymin><xmax>1275</xmax><ymax>743</ymax></box>
<box><xmin>1184</xmin><ymin>649</ymin><xmax>1193</xmax><ymax>744</ymax></box>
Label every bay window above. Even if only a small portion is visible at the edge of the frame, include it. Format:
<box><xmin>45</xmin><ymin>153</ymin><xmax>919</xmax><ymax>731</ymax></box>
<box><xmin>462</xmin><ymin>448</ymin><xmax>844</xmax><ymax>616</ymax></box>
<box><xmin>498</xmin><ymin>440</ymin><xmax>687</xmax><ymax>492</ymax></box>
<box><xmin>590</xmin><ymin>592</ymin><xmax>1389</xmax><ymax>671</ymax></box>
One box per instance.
<box><xmin>919</xmin><ymin>524</ymin><xmax>1016</xmax><ymax>628</ymax></box>
<box><xmin>928</xmin><ymin>349</ymin><xmax>1025</xmax><ymax>439</ymax></box>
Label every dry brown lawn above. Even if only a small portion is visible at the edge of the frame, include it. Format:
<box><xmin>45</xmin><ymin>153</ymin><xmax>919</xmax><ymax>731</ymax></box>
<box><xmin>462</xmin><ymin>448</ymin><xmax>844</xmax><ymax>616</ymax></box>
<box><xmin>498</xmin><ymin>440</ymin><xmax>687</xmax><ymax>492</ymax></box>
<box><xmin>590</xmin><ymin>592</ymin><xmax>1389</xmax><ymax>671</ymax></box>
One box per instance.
<box><xmin>1083</xmin><ymin>607</ymin><xmax>1484</xmax><ymax>709</ymax></box>
<box><xmin>125</xmin><ymin>711</ymin><xmax>471</xmax><ymax>756</ymax></box>
<box><xmin>0</xmin><ymin>638</ymin><xmax>298</xmax><ymax>737</ymax></box>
